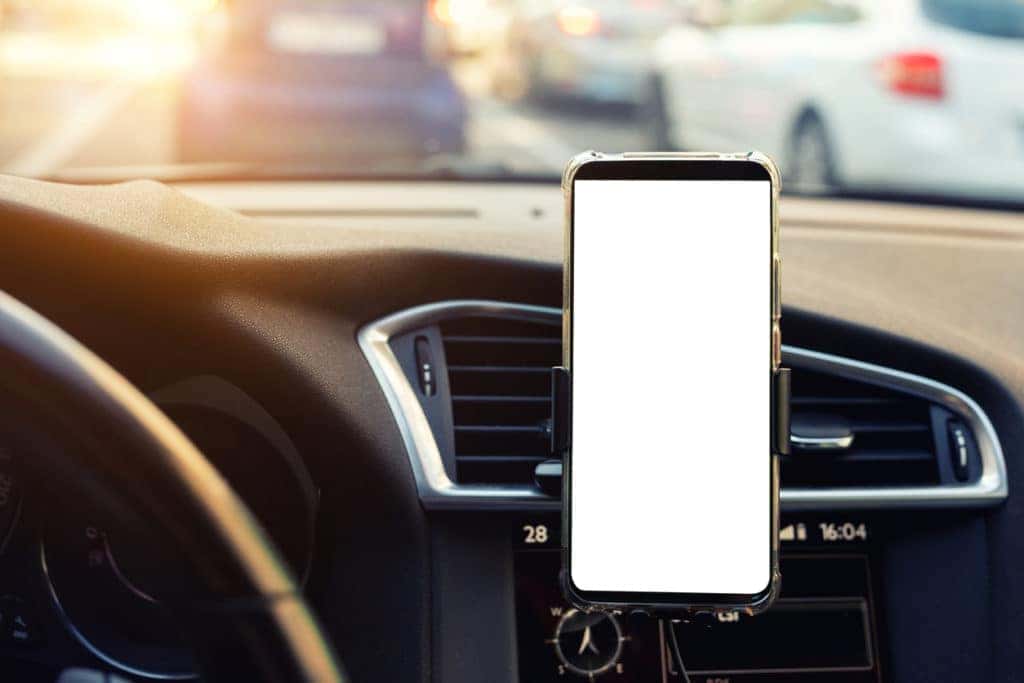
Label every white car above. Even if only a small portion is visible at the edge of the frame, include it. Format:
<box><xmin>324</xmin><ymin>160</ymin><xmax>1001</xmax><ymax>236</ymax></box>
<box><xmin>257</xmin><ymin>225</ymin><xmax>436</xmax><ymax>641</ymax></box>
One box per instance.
<box><xmin>651</xmin><ymin>0</ymin><xmax>1024</xmax><ymax>200</ymax></box>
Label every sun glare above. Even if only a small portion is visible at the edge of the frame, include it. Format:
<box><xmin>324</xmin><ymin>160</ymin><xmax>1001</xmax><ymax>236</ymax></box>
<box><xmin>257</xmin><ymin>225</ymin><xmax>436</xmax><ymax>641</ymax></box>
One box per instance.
<box><xmin>0</xmin><ymin>0</ymin><xmax>221</xmax><ymax>79</ymax></box>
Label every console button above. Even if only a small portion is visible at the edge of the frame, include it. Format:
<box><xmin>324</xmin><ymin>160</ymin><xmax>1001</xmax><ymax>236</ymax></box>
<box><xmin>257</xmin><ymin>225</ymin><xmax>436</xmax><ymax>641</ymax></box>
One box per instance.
<box><xmin>0</xmin><ymin>596</ymin><xmax>42</xmax><ymax>646</ymax></box>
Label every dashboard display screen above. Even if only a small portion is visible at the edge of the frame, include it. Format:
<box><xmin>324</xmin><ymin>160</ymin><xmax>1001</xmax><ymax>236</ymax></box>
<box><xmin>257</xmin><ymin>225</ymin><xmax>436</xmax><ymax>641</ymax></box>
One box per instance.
<box><xmin>569</xmin><ymin>166</ymin><xmax>773</xmax><ymax>601</ymax></box>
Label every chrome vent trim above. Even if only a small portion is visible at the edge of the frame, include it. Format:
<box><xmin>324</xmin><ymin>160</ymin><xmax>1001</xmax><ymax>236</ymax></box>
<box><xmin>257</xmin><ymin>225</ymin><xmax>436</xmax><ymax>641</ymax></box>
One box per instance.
<box><xmin>359</xmin><ymin>300</ymin><xmax>557</xmax><ymax>510</ymax></box>
<box><xmin>782</xmin><ymin>347</ymin><xmax>1007</xmax><ymax>508</ymax></box>
<box><xmin>358</xmin><ymin>300</ymin><xmax>1007</xmax><ymax>510</ymax></box>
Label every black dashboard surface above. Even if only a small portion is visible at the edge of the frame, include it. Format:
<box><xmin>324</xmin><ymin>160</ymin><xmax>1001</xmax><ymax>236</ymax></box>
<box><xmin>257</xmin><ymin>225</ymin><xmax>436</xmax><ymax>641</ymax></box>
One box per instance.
<box><xmin>0</xmin><ymin>174</ymin><xmax>1022</xmax><ymax>681</ymax></box>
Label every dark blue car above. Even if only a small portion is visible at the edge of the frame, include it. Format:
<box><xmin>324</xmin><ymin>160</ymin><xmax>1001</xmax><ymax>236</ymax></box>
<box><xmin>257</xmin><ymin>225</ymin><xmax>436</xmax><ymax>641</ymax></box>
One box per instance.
<box><xmin>177</xmin><ymin>0</ymin><xmax>466</xmax><ymax>166</ymax></box>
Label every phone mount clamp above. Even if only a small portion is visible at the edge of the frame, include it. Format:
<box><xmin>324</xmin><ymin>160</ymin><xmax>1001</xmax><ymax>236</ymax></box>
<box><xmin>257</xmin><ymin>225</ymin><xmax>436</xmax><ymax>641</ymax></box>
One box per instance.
<box><xmin>545</xmin><ymin>365</ymin><xmax>791</xmax><ymax>678</ymax></box>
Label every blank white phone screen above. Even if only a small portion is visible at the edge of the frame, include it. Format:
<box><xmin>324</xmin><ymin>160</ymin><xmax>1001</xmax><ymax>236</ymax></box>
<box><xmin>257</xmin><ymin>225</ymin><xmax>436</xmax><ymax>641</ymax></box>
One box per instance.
<box><xmin>570</xmin><ymin>178</ymin><xmax>771</xmax><ymax>596</ymax></box>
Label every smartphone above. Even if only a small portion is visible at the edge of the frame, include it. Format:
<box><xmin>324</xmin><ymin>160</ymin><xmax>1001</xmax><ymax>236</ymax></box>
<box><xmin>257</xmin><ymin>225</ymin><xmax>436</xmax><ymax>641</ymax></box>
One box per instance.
<box><xmin>557</xmin><ymin>151</ymin><xmax>787</xmax><ymax>615</ymax></box>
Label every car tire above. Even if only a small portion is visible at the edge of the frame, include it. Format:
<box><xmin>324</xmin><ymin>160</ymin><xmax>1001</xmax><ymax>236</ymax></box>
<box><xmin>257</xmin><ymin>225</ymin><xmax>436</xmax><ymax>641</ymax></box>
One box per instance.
<box><xmin>788</xmin><ymin>114</ymin><xmax>838</xmax><ymax>194</ymax></box>
<box><xmin>642</xmin><ymin>73</ymin><xmax>675</xmax><ymax>151</ymax></box>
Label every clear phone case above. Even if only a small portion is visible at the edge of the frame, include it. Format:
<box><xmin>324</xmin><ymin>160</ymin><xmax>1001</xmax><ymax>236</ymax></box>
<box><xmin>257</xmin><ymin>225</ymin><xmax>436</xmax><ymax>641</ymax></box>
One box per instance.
<box><xmin>559</xmin><ymin>150</ymin><xmax>785</xmax><ymax>617</ymax></box>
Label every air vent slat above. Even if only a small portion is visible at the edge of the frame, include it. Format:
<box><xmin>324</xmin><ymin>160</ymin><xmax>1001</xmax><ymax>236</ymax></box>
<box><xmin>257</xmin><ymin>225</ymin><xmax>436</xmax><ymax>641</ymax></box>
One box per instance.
<box><xmin>457</xmin><ymin>455</ymin><xmax>548</xmax><ymax>463</ymax></box>
<box><xmin>449</xmin><ymin>366</ymin><xmax>551</xmax><ymax>373</ymax></box>
<box><xmin>443</xmin><ymin>335</ymin><xmax>560</xmax><ymax>345</ymax></box>
<box><xmin>849</xmin><ymin>421</ymin><xmax>930</xmax><ymax>433</ymax></box>
<box><xmin>452</xmin><ymin>395</ymin><xmax>551</xmax><ymax>404</ymax></box>
<box><xmin>454</xmin><ymin>425</ymin><xmax>548</xmax><ymax>435</ymax></box>
<box><xmin>791</xmin><ymin>396</ymin><xmax>904</xmax><ymax>406</ymax></box>
<box><xmin>820</xmin><ymin>450</ymin><xmax>934</xmax><ymax>463</ymax></box>
<box><xmin>443</xmin><ymin>315</ymin><xmax>561</xmax><ymax>484</ymax></box>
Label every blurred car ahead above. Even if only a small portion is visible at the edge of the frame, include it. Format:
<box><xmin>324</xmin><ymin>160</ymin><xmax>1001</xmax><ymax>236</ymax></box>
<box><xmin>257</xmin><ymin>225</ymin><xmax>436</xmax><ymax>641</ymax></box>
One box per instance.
<box><xmin>178</xmin><ymin>0</ymin><xmax>466</xmax><ymax>166</ymax></box>
<box><xmin>494</xmin><ymin>0</ymin><xmax>689</xmax><ymax>107</ymax></box>
<box><xmin>651</xmin><ymin>0</ymin><xmax>1024</xmax><ymax>199</ymax></box>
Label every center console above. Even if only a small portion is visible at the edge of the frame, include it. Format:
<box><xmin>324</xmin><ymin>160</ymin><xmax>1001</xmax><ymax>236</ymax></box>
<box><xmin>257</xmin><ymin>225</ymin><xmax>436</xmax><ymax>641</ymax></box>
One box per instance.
<box><xmin>512</xmin><ymin>513</ymin><xmax>884</xmax><ymax>682</ymax></box>
<box><xmin>431</xmin><ymin>498</ymin><xmax>996</xmax><ymax>683</ymax></box>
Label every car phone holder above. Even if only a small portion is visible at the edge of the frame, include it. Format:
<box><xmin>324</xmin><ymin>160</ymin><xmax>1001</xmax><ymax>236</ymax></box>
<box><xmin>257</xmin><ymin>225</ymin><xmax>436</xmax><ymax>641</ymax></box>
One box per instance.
<box><xmin>543</xmin><ymin>365</ymin><xmax>792</xmax><ymax>680</ymax></box>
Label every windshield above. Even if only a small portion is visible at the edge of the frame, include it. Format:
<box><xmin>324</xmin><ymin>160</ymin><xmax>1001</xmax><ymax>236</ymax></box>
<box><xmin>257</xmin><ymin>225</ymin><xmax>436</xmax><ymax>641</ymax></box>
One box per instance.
<box><xmin>1</xmin><ymin>0</ymin><xmax>1023</xmax><ymax>206</ymax></box>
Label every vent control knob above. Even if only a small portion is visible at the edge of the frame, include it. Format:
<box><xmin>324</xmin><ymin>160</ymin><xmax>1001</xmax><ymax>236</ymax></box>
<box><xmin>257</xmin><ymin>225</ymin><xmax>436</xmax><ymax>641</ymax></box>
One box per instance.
<box><xmin>947</xmin><ymin>420</ymin><xmax>975</xmax><ymax>482</ymax></box>
<box><xmin>414</xmin><ymin>336</ymin><xmax>436</xmax><ymax>397</ymax></box>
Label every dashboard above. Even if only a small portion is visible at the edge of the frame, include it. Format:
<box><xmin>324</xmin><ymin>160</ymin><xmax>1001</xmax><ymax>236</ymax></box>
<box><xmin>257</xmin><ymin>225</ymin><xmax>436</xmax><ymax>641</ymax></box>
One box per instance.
<box><xmin>0</xmin><ymin>174</ymin><xmax>1022</xmax><ymax>681</ymax></box>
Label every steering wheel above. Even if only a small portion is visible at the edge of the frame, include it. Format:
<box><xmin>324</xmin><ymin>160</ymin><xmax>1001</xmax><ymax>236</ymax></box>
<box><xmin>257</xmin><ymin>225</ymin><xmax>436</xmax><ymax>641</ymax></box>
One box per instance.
<box><xmin>0</xmin><ymin>290</ymin><xmax>345</xmax><ymax>682</ymax></box>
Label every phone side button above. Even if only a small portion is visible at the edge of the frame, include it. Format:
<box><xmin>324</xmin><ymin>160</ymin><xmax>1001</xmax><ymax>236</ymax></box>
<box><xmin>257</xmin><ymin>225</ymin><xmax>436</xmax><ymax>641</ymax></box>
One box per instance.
<box><xmin>772</xmin><ymin>323</ymin><xmax>781</xmax><ymax>367</ymax></box>
<box><xmin>773</xmin><ymin>256</ymin><xmax>781</xmax><ymax>320</ymax></box>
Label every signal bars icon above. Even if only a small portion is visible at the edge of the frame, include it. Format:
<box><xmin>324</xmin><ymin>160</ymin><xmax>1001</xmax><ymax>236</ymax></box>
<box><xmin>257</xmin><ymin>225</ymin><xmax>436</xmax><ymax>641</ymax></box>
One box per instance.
<box><xmin>780</xmin><ymin>523</ymin><xmax>807</xmax><ymax>542</ymax></box>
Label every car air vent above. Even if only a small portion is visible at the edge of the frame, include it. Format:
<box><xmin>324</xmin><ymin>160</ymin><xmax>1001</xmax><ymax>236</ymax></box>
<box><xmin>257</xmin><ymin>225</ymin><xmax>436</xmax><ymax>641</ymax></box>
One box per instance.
<box><xmin>361</xmin><ymin>302</ymin><xmax>1006</xmax><ymax>508</ymax></box>
<box><xmin>438</xmin><ymin>315</ymin><xmax>981</xmax><ymax>491</ymax></box>
<box><xmin>440</xmin><ymin>315</ymin><xmax>561</xmax><ymax>485</ymax></box>
<box><xmin>785</xmin><ymin>367</ymin><xmax>956</xmax><ymax>487</ymax></box>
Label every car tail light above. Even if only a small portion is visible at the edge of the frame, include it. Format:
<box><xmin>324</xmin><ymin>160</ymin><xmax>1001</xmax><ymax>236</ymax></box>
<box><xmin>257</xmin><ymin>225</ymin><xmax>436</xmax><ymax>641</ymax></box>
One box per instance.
<box><xmin>877</xmin><ymin>52</ymin><xmax>944</xmax><ymax>99</ymax></box>
<box><xmin>557</xmin><ymin>5</ymin><xmax>601</xmax><ymax>37</ymax></box>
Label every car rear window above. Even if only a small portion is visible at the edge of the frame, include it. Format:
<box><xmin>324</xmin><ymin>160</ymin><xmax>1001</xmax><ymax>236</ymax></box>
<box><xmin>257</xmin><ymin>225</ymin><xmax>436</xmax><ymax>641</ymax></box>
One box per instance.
<box><xmin>922</xmin><ymin>0</ymin><xmax>1024</xmax><ymax>39</ymax></box>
